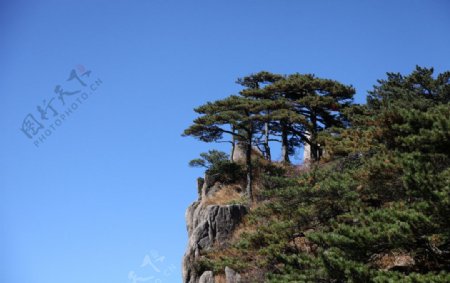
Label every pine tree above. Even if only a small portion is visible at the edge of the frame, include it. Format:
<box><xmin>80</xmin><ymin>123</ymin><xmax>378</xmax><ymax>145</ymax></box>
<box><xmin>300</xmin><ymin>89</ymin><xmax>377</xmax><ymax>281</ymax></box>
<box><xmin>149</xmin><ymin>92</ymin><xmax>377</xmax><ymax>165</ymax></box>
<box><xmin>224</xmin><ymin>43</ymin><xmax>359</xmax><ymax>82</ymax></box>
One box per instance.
<box><xmin>265</xmin><ymin>73</ymin><xmax>355</xmax><ymax>162</ymax></box>
<box><xmin>237</xmin><ymin>71</ymin><xmax>284</xmax><ymax>161</ymax></box>
<box><xmin>183</xmin><ymin>95</ymin><xmax>265</xmax><ymax>201</ymax></box>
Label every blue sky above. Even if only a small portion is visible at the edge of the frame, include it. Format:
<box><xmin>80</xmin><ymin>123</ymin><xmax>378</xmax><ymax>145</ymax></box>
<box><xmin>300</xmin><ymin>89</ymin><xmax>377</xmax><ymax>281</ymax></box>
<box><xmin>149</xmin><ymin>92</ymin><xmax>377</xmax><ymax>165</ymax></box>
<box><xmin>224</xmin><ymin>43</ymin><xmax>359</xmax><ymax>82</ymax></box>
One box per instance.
<box><xmin>1</xmin><ymin>1</ymin><xmax>449</xmax><ymax>282</ymax></box>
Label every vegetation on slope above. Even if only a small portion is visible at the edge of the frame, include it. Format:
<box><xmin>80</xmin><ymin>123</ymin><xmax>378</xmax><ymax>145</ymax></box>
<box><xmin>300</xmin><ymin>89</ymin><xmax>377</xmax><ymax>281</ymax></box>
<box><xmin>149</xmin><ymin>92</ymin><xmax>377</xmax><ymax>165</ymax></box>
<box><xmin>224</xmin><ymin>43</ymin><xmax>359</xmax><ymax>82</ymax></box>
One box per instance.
<box><xmin>184</xmin><ymin>67</ymin><xmax>450</xmax><ymax>282</ymax></box>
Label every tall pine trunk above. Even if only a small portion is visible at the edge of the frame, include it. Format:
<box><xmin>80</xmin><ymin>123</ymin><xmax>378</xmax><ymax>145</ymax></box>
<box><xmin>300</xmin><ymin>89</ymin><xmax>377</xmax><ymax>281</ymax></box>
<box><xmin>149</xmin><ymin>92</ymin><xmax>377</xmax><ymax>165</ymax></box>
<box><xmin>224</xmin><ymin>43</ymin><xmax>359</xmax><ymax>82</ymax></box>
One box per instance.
<box><xmin>263</xmin><ymin>121</ymin><xmax>271</xmax><ymax>161</ymax></box>
<box><xmin>310</xmin><ymin>113</ymin><xmax>319</xmax><ymax>161</ymax></box>
<box><xmin>281</xmin><ymin>122</ymin><xmax>290</xmax><ymax>164</ymax></box>
<box><xmin>245</xmin><ymin>139</ymin><xmax>253</xmax><ymax>202</ymax></box>
<box><xmin>230</xmin><ymin>125</ymin><xmax>236</xmax><ymax>162</ymax></box>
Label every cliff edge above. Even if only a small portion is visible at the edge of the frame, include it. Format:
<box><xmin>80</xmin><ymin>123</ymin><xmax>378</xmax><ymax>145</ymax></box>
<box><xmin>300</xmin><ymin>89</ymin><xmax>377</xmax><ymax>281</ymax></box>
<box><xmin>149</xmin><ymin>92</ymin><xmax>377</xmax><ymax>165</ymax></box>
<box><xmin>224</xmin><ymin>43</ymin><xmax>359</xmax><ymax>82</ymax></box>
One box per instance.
<box><xmin>182</xmin><ymin>175</ymin><xmax>247</xmax><ymax>283</ymax></box>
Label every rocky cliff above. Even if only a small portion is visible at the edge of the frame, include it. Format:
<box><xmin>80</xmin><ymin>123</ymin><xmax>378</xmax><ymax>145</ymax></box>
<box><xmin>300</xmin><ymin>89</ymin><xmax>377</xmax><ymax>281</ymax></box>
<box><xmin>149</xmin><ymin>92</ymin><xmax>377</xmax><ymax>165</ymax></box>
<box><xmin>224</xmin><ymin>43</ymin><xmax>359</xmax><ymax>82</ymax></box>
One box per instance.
<box><xmin>182</xmin><ymin>174</ymin><xmax>247</xmax><ymax>283</ymax></box>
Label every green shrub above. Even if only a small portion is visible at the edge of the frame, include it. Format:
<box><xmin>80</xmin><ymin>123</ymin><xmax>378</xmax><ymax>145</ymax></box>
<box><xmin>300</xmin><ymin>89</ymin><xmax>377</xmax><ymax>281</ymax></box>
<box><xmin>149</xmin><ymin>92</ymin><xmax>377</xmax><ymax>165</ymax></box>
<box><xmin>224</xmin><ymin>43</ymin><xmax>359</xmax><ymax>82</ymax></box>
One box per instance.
<box><xmin>189</xmin><ymin>150</ymin><xmax>245</xmax><ymax>184</ymax></box>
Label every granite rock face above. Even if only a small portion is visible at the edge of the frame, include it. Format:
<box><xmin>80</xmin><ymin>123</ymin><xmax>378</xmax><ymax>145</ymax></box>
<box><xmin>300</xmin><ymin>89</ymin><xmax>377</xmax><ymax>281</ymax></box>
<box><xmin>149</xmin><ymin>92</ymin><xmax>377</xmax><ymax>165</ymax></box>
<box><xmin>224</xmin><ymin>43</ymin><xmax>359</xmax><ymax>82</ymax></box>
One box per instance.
<box><xmin>225</xmin><ymin>266</ymin><xmax>242</xmax><ymax>283</ymax></box>
<box><xmin>182</xmin><ymin>175</ymin><xmax>247</xmax><ymax>283</ymax></box>
<box><xmin>232</xmin><ymin>142</ymin><xmax>263</xmax><ymax>163</ymax></box>
<box><xmin>198</xmin><ymin>271</ymin><xmax>214</xmax><ymax>283</ymax></box>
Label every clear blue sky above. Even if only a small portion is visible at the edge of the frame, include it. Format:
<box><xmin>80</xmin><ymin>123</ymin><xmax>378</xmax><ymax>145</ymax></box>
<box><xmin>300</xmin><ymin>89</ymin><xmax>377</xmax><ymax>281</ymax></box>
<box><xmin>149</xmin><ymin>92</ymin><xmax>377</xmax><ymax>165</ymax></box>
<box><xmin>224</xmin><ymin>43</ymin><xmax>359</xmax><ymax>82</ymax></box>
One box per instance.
<box><xmin>1</xmin><ymin>1</ymin><xmax>449</xmax><ymax>282</ymax></box>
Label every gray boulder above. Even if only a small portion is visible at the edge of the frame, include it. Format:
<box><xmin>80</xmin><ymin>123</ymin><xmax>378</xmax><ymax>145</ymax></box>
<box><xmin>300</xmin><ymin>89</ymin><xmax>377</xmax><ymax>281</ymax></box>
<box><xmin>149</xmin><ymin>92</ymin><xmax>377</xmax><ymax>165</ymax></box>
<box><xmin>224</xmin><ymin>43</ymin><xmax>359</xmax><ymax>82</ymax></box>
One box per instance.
<box><xmin>225</xmin><ymin>266</ymin><xmax>241</xmax><ymax>283</ymax></box>
<box><xmin>198</xmin><ymin>271</ymin><xmax>214</xmax><ymax>283</ymax></box>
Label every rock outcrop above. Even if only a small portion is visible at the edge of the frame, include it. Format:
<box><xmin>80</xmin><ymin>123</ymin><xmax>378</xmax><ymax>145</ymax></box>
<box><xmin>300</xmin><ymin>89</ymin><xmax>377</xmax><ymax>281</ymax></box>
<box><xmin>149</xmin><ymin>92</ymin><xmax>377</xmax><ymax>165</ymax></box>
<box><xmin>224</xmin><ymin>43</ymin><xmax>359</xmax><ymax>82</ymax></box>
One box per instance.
<box><xmin>182</xmin><ymin>175</ymin><xmax>248</xmax><ymax>283</ymax></box>
<box><xmin>232</xmin><ymin>142</ymin><xmax>264</xmax><ymax>162</ymax></box>
<box><xmin>198</xmin><ymin>271</ymin><xmax>214</xmax><ymax>283</ymax></box>
<box><xmin>225</xmin><ymin>266</ymin><xmax>242</xmax><ymax>283</ymax></box>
